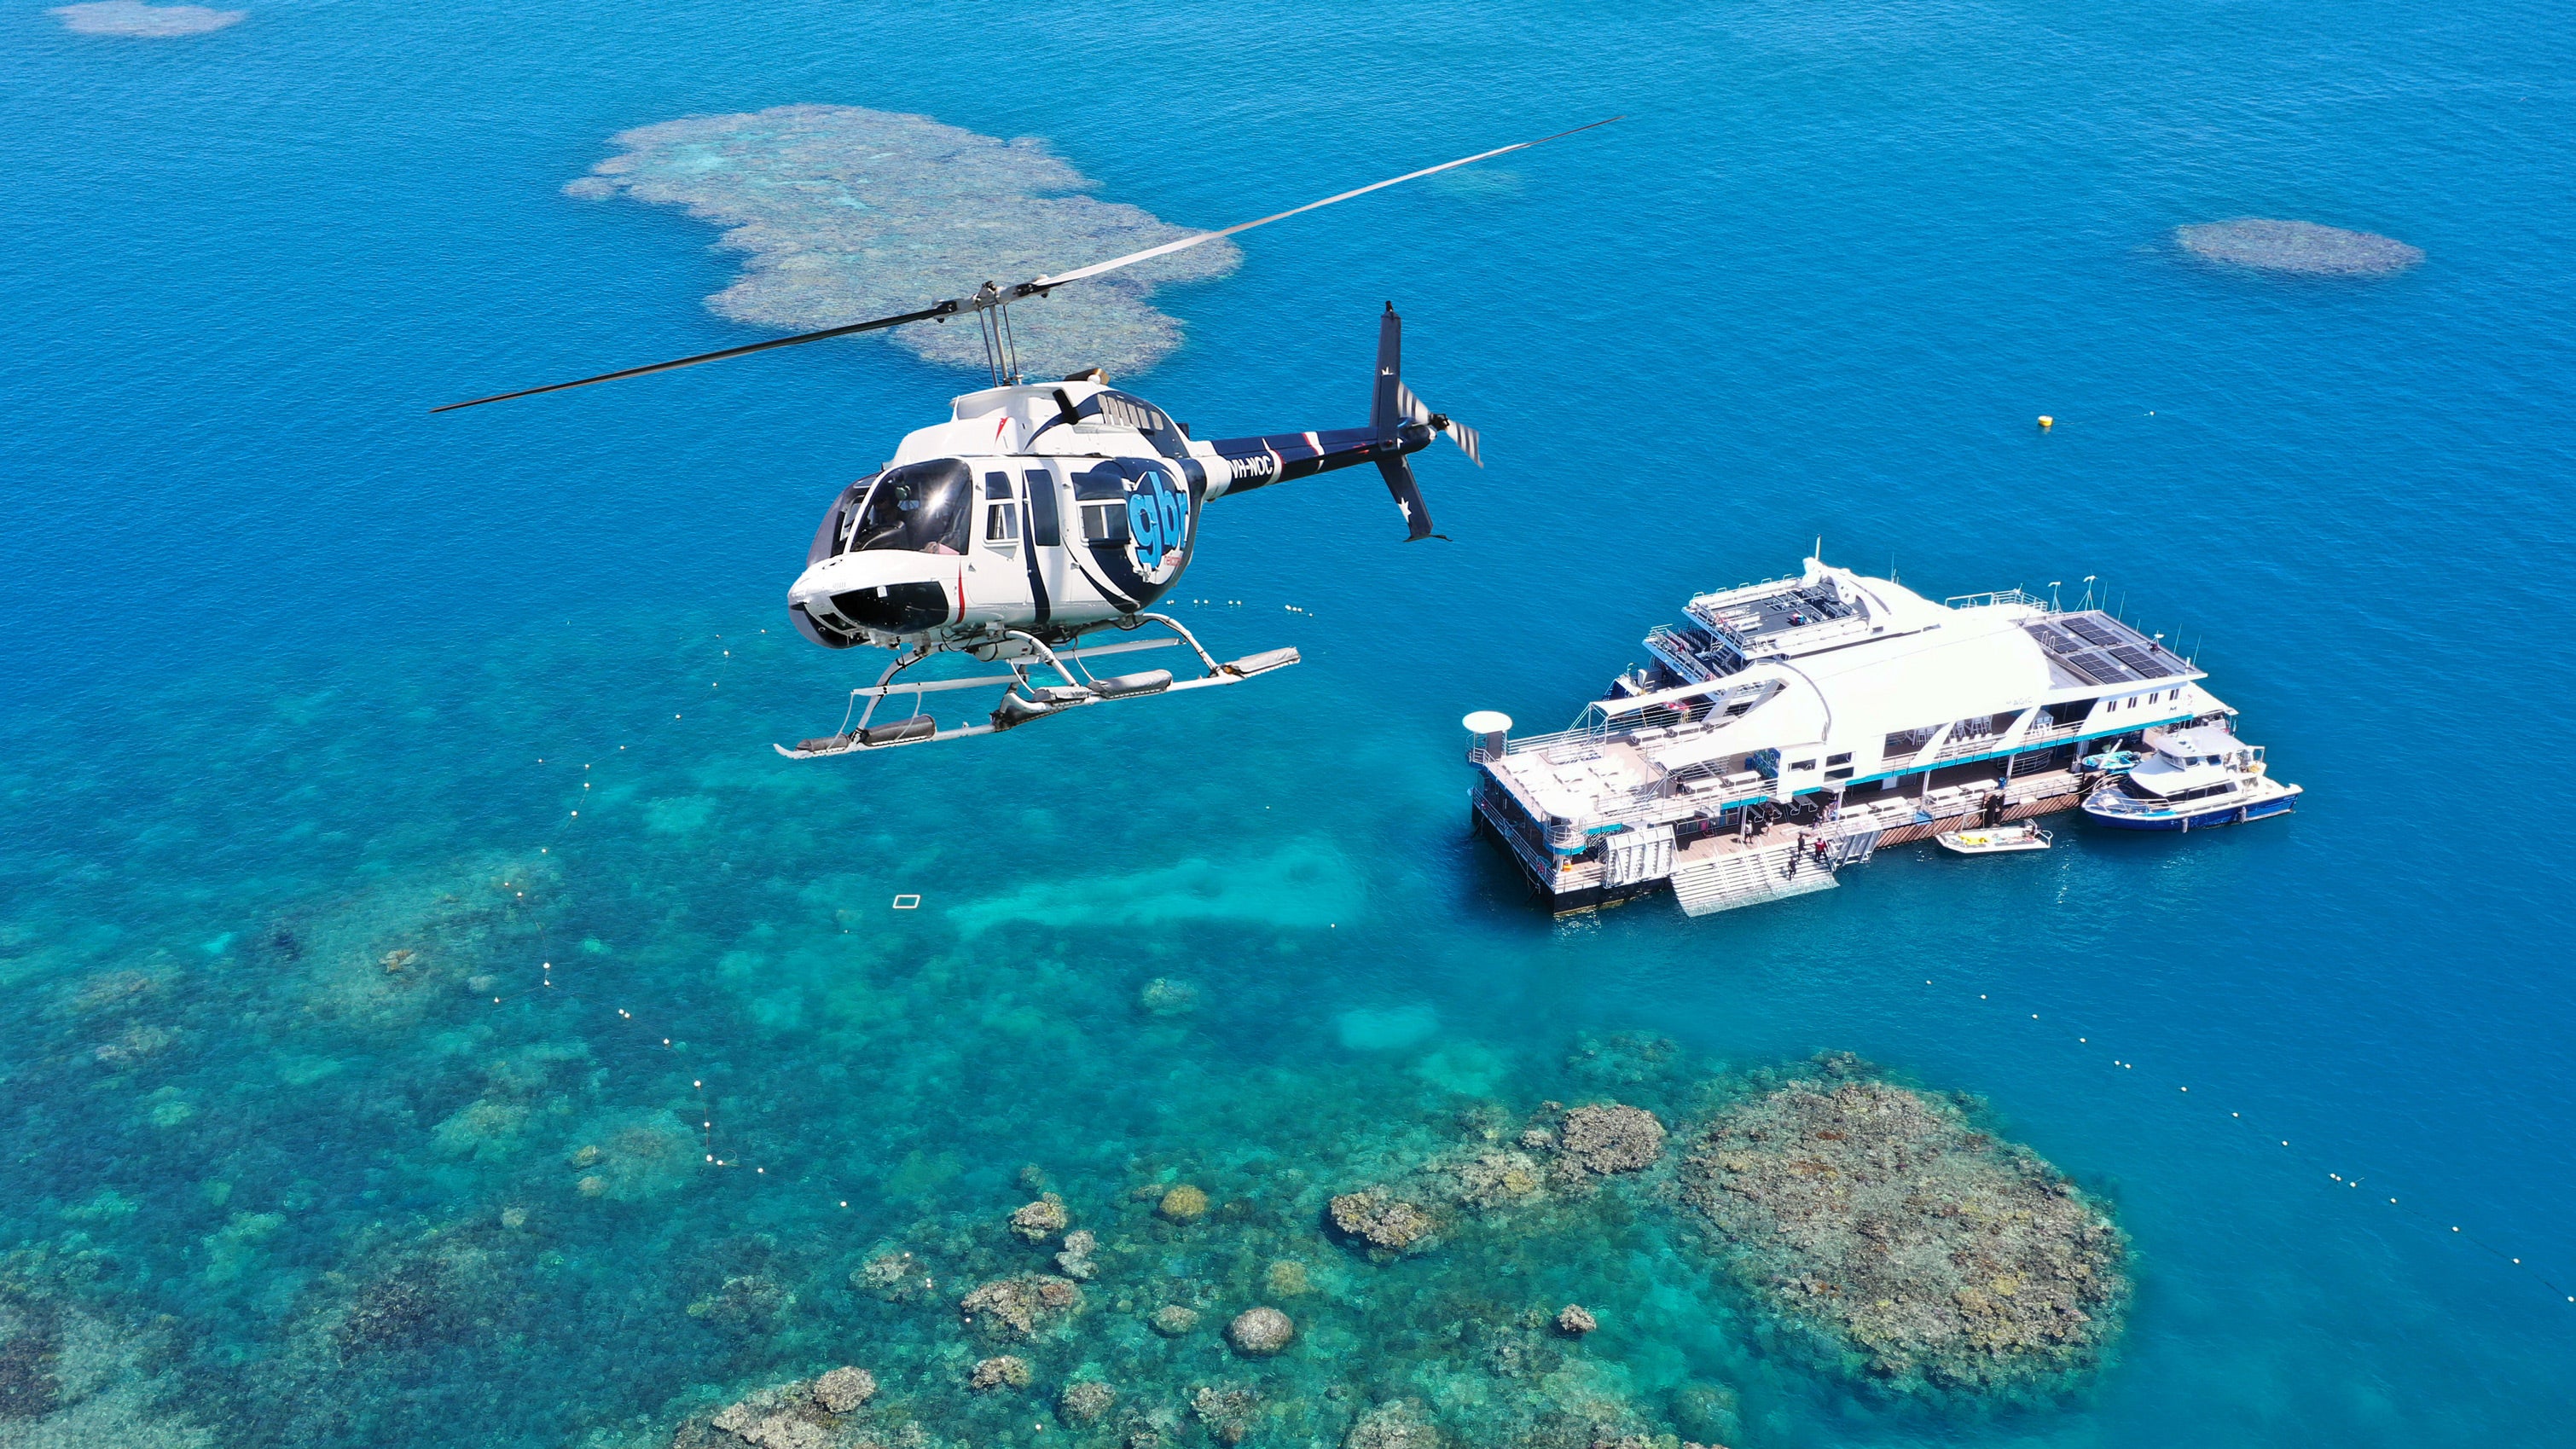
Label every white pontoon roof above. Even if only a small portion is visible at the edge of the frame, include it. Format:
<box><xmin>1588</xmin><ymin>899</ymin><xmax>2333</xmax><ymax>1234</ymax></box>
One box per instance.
<box><xmin>1645</xmin><ymin>565</ymin><xmax>2055</xmax><ymax>771</ymax></box>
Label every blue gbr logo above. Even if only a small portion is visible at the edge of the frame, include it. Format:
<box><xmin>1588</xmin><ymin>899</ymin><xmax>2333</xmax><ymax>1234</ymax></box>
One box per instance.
<box><xmin>1125</xmin><ymin>467</ymin><xmax>1189</xmax><ymax>571</ymax></box>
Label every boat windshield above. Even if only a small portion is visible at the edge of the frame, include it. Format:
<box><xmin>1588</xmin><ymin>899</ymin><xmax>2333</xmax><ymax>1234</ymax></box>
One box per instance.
<box><xmin>846</xmin><ymin>459</ymin><xmax>973</xmax><ymax>556</ymax></box>
<box><xmin>2122</xmin><ymin>774</ymin><xmax>2238</xmax><ymax>804</ymax></box>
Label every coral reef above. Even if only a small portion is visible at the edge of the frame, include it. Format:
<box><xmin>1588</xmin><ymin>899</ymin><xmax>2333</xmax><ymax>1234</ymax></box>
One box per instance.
<box><xmin>1190</xmin><ymin>1382</ymin><xmax>1261</xmax><ymax>1442</ymax></box>
<box><xmin>1344</xmin><ymin>1400</ymin><xmax>1443</xmax><ymax>1448</ymax></box>
<box><xmin>277</xmin><ymin>853</ymin><xmax>555</xmax><ymax>1029</ymax></box>
<box><xmin>1053</xmin><ymin>1228</ymin><xmax>1099</xmax><ymax>1279</ymax></box>
<box><xmin>0</xmin><ymin>1255</ymin><xmax>212</xmax><ymax>1448</ymax></box>
<box><xmin>851</xmin><ymin>1250</ymin><xmax>933</xmax><ymax>1303</ymax></box>
<box><xmin>1137</xmin><ymin>977</ymin><xmax>1199</xmax><ymax>1017</ymax></box>
<box><xmin>566</xmin><ymin>1108</ymin><xmax>699</xmax><ymax>1202</ymax></box>
<box><xmin>956</xmin><ymin>1274</ymin><xmax>1081</xmax><ymax>1338</ymax></box>
<box><xmin>1552</xmin><ymin>1104</ymin><xmax>1667</xmax><ymax>1178</ymax></box>
<box><xmin>811</xmin><ymin>1367</ymin><xmax>876</xmax><ymax>1413</ymax></box>
<box><xmin>1057</xmin><ymin>1378</ymin><xmax>1115</xmax><ymax>1424</ymax></box>
<box><xmin>1679</xmin><ymin>1064</ymin><xmax>2128</xmax><ymax>1393</ymax></box>
<box><xmin>687</xmin><ymin>1275</ymin><xmax>795</xmax><ymax>1334</ymax></box>
<box><xmin>0</xmin><ymin>734</ymin><xmax>2132</xmax><ymax>1449</ymax></box>
<box><xmin>675</xmin><ymin>1368</ymin><xmax>887</xmax><ymax>1449</ymax></box>
<box><xmin>1225</xmin><ymin>1306</ymin><xmax>1293</xmax><ymax>1355</ymax></box>
<box><xmin>1326</xmin><ymin>1188</ymin><xmax>1440</xmax><ymax>1257</ymax></box>
<box><xmin>2177</xmin><ymin>218</ymin><xmax>2424</xmax><ymax>275</ymax></box>
<box><xmin>563</xmin><ymin>106</ymin><xmax>1240</xmax><ymax>377</ymax></box>
<box><xmin>1008</xmin><ymin>1193</ymin><xmax>1067</xmax><ymax>1243</ymax></box>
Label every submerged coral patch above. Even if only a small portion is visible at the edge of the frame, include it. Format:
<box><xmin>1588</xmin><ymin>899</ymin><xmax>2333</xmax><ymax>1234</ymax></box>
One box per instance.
<box><xmin>564</xmin><ymin>1108</ymin><xmax>699</xmax><ymax>1201</ymax></box>
<box><xmin>50</xmin><ymin>1</ymin><xmax>243</xmax><ymax>36</ymax></box>
<box><xmin>952</xmin><ymin>838</ymin><xmax>1359</xmax><ymax>936</ymax></box>
<box><xmin>1336</xmin><ymin>1003</ymin><xmax>1440</xmax><ymax>1051</ymax></box>
<box><xmin>566</xmin><ymin>105</ymin><xmax>1240</xmax><ymax>378</ymax></box>
<box><xmin>1680</xmin><ymin>1064</ymin><xmax>2129</xmax><ymax>1394</ymax></box>
<box><xmin>2176</xmin><ymin>218</ymin><xmax>2424</xmax><ymax>275</ymax></box>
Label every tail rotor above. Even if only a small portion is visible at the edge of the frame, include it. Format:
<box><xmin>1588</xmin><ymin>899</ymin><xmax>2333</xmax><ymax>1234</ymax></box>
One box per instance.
<box><xmin>1369</xmin><ymin>303</ymin><xmax>1478</xmax><ymax>542</ymax></box>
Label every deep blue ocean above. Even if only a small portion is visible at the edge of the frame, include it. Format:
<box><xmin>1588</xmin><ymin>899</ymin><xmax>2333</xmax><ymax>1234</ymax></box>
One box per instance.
<box><xmin>6</xmin><ymin>0</ymin><xmax>2573</xmax><ymax>1443</ymax></box>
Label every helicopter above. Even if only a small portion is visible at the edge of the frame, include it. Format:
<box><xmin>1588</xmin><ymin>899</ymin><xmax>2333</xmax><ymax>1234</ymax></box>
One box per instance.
<box><xmin>437</xmin><ymin>118</ymin><xmax>1618</xmax><ymax>756</ymax></box>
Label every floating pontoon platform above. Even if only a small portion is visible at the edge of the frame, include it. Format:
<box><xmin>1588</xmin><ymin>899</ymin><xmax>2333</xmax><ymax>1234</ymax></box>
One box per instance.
<box><xmin>1465</xmin><ymin>558</ymin><xmax>2233</xmax><ymax>916</ymax></box>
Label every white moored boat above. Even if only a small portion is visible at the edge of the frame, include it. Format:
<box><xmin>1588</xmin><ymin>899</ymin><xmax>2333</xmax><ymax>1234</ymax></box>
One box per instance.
<box><xmin>1935</xmin><ymin>822</ymin><xmax>2052</xmax><ymax>855</ymax></box>
<box><xmin>2079</xmin><ymin>724</ymin><xmax>2300</xmax><ymax>831</ymax></box>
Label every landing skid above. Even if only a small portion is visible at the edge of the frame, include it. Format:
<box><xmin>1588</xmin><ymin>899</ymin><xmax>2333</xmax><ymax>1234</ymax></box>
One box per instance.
<box><xmin>775</xmin><ymin>613</ymin><xmax>1298</xmax><ymax>758</ymax></box>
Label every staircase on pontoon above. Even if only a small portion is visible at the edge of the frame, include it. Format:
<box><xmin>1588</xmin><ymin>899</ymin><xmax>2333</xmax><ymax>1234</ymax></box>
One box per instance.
<box><xmin>1668</xmin><ymin>838</ymin><xmax>1842</xmax><ymax>916</ymax></box>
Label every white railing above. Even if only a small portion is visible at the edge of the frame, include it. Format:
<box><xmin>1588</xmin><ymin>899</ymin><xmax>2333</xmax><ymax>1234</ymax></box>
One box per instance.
<box><xmin>1945</xmin><ymin>588</ymin><xmax>2048</xmax><ymax>611</ymax></box>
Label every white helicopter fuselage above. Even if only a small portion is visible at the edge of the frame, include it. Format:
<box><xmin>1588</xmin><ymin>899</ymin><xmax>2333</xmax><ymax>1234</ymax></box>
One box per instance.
<box><xmin>786</xmin><ymin>375</ymin><xmax>1430</xmax><ymax>659</ymax></box>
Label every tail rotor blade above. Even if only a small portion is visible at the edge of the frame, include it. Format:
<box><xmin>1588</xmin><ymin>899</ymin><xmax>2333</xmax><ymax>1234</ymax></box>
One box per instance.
<box><xmin>1444</xmin><ymin>417</ymin><xmax>1483</xmax><ymax>467</ymax></box>
<box><xmin>1398</xmin><ymin>380</ymin><xmax>1482</xmax><ymax>467</ymax></box>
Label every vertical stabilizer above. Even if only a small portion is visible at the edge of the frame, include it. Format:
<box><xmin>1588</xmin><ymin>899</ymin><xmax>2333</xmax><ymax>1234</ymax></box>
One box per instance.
<box><xmin>1372</xmin><ymin>301</ymin><xmax>1405</xmax><ymax>441</ymax></box>
<box><xmin>1370</xmin><ymin>304</ymin><xmax>1439</xmax><ymax>540</ymax></box>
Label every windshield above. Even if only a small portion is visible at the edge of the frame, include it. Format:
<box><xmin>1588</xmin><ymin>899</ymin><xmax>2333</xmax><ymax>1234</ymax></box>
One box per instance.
<box><xmin>847</xmin><ymin>459</ymin><xmax>973</xmax><ymax>556</ymax></box>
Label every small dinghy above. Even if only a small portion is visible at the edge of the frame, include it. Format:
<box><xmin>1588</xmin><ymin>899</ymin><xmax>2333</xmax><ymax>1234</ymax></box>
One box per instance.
<box><xmin>1935</xmin><ymin>822</ymin><xmax>2052</xmax><ymax>855</ymax></box>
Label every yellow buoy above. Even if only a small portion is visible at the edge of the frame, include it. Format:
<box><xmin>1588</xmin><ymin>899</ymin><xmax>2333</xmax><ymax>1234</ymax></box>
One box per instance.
<box><xmin>2038</xmin><ymin>415</ymin><xmax>2054</xmax><ymax>429</ymax></box>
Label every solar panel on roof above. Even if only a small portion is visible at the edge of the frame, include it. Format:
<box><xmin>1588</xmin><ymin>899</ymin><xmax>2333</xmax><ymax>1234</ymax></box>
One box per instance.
<box><xmin>2109</xmin><ymin>646</ymin><xmax>2164</xmax><ymax>679</ymax></box>
<box><xmin>2068</xmin><ymin>617</ymin><xmax>2123</xmax><ymax>648</ymax></box>
<box><xmin>2068</xmin><ymin>649</ymin><xmax>2135</xmax><ymax>683</ymax></box>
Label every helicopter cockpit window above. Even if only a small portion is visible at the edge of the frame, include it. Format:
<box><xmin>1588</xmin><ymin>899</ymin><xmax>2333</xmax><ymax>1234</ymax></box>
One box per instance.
<box><xmin>847</xmin><ymin>459</ymin><xmax>973</xmax><ymax>556</ymax></box>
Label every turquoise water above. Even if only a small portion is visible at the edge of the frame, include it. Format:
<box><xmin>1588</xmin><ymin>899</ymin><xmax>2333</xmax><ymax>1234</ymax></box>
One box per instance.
<box><xmin>6</xmin><ymin>0</ymin><xmax>2574</xmax><ymax>1443</ymax></box>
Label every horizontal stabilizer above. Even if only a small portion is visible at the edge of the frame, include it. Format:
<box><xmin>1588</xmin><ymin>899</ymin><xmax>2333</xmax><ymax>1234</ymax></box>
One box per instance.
<box><xmin>1376</xmin><ymin>454</ymin><xmax>1442</xmax><ymax>542</ymax></box>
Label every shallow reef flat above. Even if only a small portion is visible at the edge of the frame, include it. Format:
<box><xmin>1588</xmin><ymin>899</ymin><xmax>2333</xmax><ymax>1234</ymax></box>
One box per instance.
<box><xmin>566</xmin><ymin>106</ymin><xmax>1241</xmax><ymax>379</ymax></box>
<box><xmin>0</xmin><ymin>628</ymin><xmax>2129</xmax><ymax>1449</ymax></box>
<box><xmin>2174</xmin><ymin>219</ymin><xmax>2423</xmax><ymax>275</ymax></box>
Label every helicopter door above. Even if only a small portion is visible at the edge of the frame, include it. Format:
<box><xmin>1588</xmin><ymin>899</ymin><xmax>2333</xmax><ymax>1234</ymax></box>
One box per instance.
<box><xmin>974</xmin><ymin>471</ymin><xmax>1036</xmax><ymax>623</ymax></box>
<box><xmin>1016</xmin><ymin>463</ymin><xmax>1077</xmax><ymax>623</ymax></box>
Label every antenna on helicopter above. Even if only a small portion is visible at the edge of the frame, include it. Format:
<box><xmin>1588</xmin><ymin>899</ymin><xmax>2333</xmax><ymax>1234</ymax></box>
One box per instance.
<box><xmin>434</xmin><ymin>116</ymin><xmax>1624</xmax><ymax>413</ymax></box>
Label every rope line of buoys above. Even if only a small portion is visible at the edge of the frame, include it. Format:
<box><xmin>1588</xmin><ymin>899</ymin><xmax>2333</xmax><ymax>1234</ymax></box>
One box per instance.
<box><xmin>488</xmin><ymin>627</ymin><xmax>835</xmax><ymax>1201</ymax></box>
<box><xmin>475</xmin><ymin>600</ymin><xmax>1322</xmax><ymax>1213</ymax></box>
<box><xmin>1921</xmin><ymin>975</ymin><xmax>2573</xmax><ymax>1305</ymax></box>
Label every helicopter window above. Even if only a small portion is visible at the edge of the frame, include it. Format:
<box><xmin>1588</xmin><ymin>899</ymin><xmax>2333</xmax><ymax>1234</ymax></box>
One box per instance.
<box><xmin>1080</xmin><ymin>501</ymin><xmax>1130</xmax><ymax>544</ymax></box>
<box><xmin>982</xmin><ymin>472</ymin><xmax>1019</xmax><ymax>544</ymax></box>
<box><xmin>1024</xmin><ymin>470</ymin><xmax>1062</xmax><ymax>547</ymax></box>
<box><xmin>848</xmin><ymin>459</ymin><xmax>973</xmax><ymax>556</ymax></box>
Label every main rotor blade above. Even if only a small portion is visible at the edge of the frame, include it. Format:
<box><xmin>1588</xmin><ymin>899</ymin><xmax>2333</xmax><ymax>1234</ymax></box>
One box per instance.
<box><xmin>1033</xmin><ymin>115</ymin><xmax>1625</xmax><ymax>290</ymax></box>
<box><xmin>431</xmin><ymin>300</ymin><xmax>961</xmax><ymax>412</ymax></box>
<box><xmin>432</xmin><ymin>115</ymin><xmax>1622</xmax><ymax>413</ymax></box>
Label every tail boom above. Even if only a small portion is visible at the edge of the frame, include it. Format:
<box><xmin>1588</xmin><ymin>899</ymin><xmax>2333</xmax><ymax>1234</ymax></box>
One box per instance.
<box><xmin>1201</xmin><ymin>303</ymin><xmax>1444</xmax><ymax>540</ymax></box>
